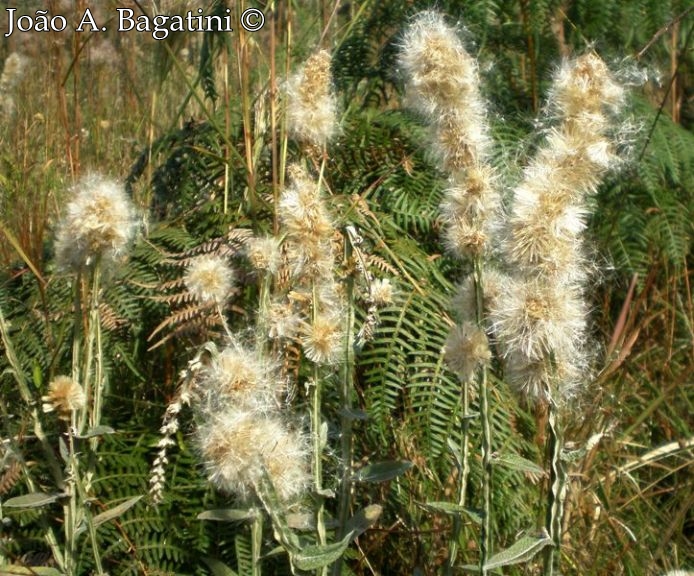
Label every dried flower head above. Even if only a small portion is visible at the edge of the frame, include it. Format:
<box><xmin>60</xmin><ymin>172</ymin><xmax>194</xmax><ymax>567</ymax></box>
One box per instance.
<box><xmin>451</xmin><ymin>268</ymin><xmax>507</xmax><ymax>324</ymax></box>
<box><xmin>279</xmin><ymin>165</ymin><xmax>334</xmax><ymax>241</ymax></box>
<box><xmin>184</xmin><ymin>254</ymin><xmax>235</xmax><ymax>305</ymax></box>
<box><xmin>503</xmin><ymin>346</ymin><xmax>586</xmax><ymax>403</ymax></box>
<box><xmin>0</xmin><ymin>52</ymin><xmax>27</xmax><ymax>92</ymax></box>
<box><xmin>399</xmin><ymin>11</ymin><xmax>478</xmax><ymax>116</ymax></box>
<box><xmin>267</xmin><ymin>300</ymin><xmax>302</xmax><ymax>340</ymax></box>
<box><xmin>42</xmin><ymin>376</ymin><xmax>86</xmax><ymax>419</ymax></box>
<box><xmin>444</xmin><ymin>322</ymin><xmax>491</xmax><ymax>382</ymax></box>
<box><xmin>198</xmin><ymin>412</ymin><xmax>310</xmax><ymax>502</ymax></box>
<box><xmin>369</xmin><ymin>278</ymin><xmax>395</xmax><ymax>307</ymax></box>
<box><xmin>55</xmin><ymin>176</ymin><xmax>139</xmax><ymax>270</ymax></box>
<box><xmin>551</xmin><ymin>53</ymin><xmax>624</xmax><ymax>120</ymax></box>
<box><xmin>300</xmin><ymin>313</ymin><xmax>343</xmax><ymax>365</ymax></box>
<box><xmin>489</xmin><ymin>278</ymin><xmax>586</xmax><ymax>363</ymax></box>
<box><xmin>200</xmin><ymin>343</ymin><xmax>278</xmax><ymax>412</ymax></box>
<box><xmin>287</xmin><ymin>50</ymin><xmax>337</xmax><ymax>147</ymax></box>
<box><xmin>246</xmin><ymin>236</ymin><xmax>282</xmax><ymax>275</ymax></box>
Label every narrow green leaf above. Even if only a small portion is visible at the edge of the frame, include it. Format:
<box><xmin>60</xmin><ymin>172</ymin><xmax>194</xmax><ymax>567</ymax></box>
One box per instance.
<box><xmin>290</xmin><ymin>531</ymin><xmax>354</xmax><ymax>571</ymax></box>
<box><xmin>462</xmin><ymin>532</ymin><xmax>552</xmax><ymax>571</ymax></box>
<box><xmin>77</xmin><ymin>425</ymin><xmax>115</xmax><ymax>439</ymax></box>
<box><xmin>3</xmin><ymin>492</ymin><xmax>62</xmax><ymax>509</ymax></box>
<box><xmin>32</xmin><ymin>363</ymin><xmax>42</xmax><ymax>389</ymax></box>
<box><xmin>58</xmin><ymin>437</ymin><xmax>69</xmax><ymax>463</ymax></box>
<box><xmin>92</xmin><ymin>495</ymin><xmax>142</xmax><ymax>528</ymax></box>
<box><xmin>198</xmin><ymin>508</ymin><xmax>258</xmax><ymax>522</ymax></box>
<box><xmin>492</xmin><ymin>452</ymin><xmax>546</xmax><ymax>477</ymax></box>
<box><xmin>423</xmin><ymin>501</ymin><xmax>483</xmax><ymax>525</ymax></box>
<box><xmin>352</xmin><ymin>460</ymin><xmax>412</xmax><ymax>482</ymax></box>
<box><xmin>201</xmin><ymin>556</ymin><xmax>239</xmax><ymax>576</ymax></box>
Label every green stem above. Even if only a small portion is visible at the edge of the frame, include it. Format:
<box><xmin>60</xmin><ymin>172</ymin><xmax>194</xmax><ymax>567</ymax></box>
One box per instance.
<box><xmin>543</xmin><ymin>402</ymin><xmax>565</xmax><ymax>576</ymax></box>
<box><xmin>445</xmin><ymin>382</ymin><xmax>470</xmax><ymax>574</ymax></box>
<box><xmin>331</xmin><ymin>232</ymin><xmax>357</xmax><ymax>576</ymax></box>
<box><xmin>251</xmin><ymin>508</ymin><xmax>263</xmax><ymax>576</ymax></box>
<box><xmin>310</xmin><ymin>281</ymin><xmax>327</xmax><ymax>576</ymax></box>
<box><xmin>474</xmin><ymin>259</ymin><xmax>492</xmax><ymax>575</ymax></box>
<box><xmin>88</xmin><ymin>262</ymin><xmax>104</xmax><ymax>437</ymax></box>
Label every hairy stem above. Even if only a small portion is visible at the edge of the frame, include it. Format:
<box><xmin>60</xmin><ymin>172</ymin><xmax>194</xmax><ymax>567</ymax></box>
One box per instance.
<box><xmin>543</xmin><ymin>402</ymin><xmax>566</xmax><ymax>575</ymax></box>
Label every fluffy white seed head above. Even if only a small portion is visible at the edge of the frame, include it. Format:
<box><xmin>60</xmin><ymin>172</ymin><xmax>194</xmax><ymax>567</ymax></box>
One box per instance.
<box><xmin>42</xmin><ymin>376</ymin><xmax>86</xmax><ymax>419</ymax></box>
<box><xmin>279</xmin><ymin>165</ymin><xmax>334</xmax><ymax>242</ymax></box>
<box><xmin>198</xmin><ymin>342</ymin><xmax>279</xmax><ymax>414</ymax></box>
<box><xmin>0</xmin><ymin>52</ymin><xmax>27</xmax><ymax>92</ymax></box>
<box><xmin>246</xmin><ymin>236</ymin><xmax>282</xmax><ymax>275</ymax></box>
<box><xmin>551</xmin><ymin>53</ymin><xmax>624</xmax><ymax>120</ymax></box>
<box><xmin>400</xmin><ymin>12</ymin><xmax>492</xmax><ymax>169</ymax></box>
<box><xmin>450</xmin><ymin>268</ymin><xmax>508</xmax><ymax>325</ymax></box>
<box><xmin>400</xmin><ymin>11</ymin><xmax>478</xmax><ymax>116</ymax></box>
<box><xmin>184</xmin><ymin>254</ymin><xmax>235</xmax><ymax>306</ymax></box>
<box><xmin>198</xmin><ymin>411</ymin><xmax>310</xmax><ymax>503</ymax></box>
<box><xmin>300</xmin><ymin>313</ymin><xmax>343</xmax><ymax>365</ymax></box>
<box><xmin>444</xmin><ymin>322</ymin><xmax>491</xmax><ymax>383</ymax></box>
<box><xmin>55</xmin><ymin>176</ymin><xmax>139</xmax><ymax>270</ymax></box>
<box><xmin>488</xmin><ymin>277</ymin><xmax>587</xmax><ymax>363</ymax></box>
<box><xmin>369</xmin><ymin>278</ymin><xmax>395</xmax><ymax>307</ymax></box>
<box><xmin>286</xmin><ymin>50</ymin><xmax>337</xmax><ymax>147</ymax></box>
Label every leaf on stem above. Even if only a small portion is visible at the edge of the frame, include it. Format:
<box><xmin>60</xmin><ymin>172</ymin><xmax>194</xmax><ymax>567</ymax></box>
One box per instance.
<box><xmin>351</xmin><ymin>460</ymin><xmax>413</xmax><ymax>482</ymax></box>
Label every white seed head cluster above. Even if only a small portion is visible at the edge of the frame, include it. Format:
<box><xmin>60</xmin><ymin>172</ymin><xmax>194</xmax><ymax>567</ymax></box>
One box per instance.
<box><xmin>198</xmin><ymin>412</ymin><xmax>309</xmax><ymax>502</ymax></box>
<box><xmin>55</xmin><ymin>175</ymin><xmax>139</xmax><ymax>271</ymax></box>
<box><xmin>201</xmin><ymin>342</ymin><xmax>278</xmax><ymax>412</ymax></box>
<box><xmin>193</xmin><ymin>340</ymin><xmax>310</xmax><ymax>503</ymax></box>
<box><xmin>42</xmin><ymin>376</ymin><xmax>86</xmax><ymax>419</ymax></box>
<box><xmin>286</xmin><ymin>50</ymin><xmax>337</xmax><ymax>148</ymax></box>
<box><xmin>402</xmin><ymin>12</ymin><xmax>626</xmax><ymax>404</ymax></box>
<box><xmin>300</xmin><ymin>313</ymin><xmax>343</xmax><ymax>365</ymax></box>
<box><xmin>400</xmin><ymin>11</ymin><xmax>500</xmax><ymax>262</ymax></box>
<box><xmin>444</xmin><ymin>322</ymin><xmax>491</xmax><ymax>383</ymax></box>
<box><xmin>184</xmin><ymin>254</ymin><xmax>235</xmax><ymax>305</ymax></box>
<box><xmin>369</xmin><ymin>277</ymin><xmax>395</xmax><ymax>307</ymax></box>
<box><xmin>277</xmin><ymin>164</ymin><xmax>345</xmax><ymax>365</ymax></box>
<box><xmin>488</xmin><ymin>52</ymin><xmax>625</xmax><ymax>403</ymax></box>
<box><xmin>401</xmin><ymin>11</ymin><xmax>501</xmax><ymax>385</ymax></box>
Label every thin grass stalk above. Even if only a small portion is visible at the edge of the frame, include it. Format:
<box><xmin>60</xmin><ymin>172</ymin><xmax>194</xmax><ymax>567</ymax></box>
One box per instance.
<box><xmin>223</xmin><ymin>36</ymin><xmax>231</xmax><ymax>215</ymax></box>
<box><xmin>63</xmin><ymin>428</ymin><xmax>78</xmax><ymax>576</ymax></box>
<box><xmin>236</xmin><ymin>1</ymin><xmax>257</xmax><ymax>215</ymax></box>
<box><xmin>312</xmin><ymin>157</ymin><xmax>330</xmax><ymax>570</ymax></box>
<box><xmin>278</xmin><ymin>1</ymin><xmax>292</xmax><ymax>200</ymax></box>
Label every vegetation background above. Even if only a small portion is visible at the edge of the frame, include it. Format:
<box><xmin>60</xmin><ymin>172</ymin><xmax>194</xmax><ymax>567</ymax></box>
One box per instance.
<box><xmin>0</xmin><ymin>0</ymin><xmax>692</xmax><ymax>574</ymax></box>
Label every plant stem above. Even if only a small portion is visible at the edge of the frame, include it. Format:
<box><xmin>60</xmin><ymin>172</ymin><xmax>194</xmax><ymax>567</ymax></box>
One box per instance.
<box><xmin>310</xmin><ymin>285</ymin><xmax>328</xmax><ymax>554</ymax></box>
<box><xmin>474</xmin><ymin>259</ymin><xmax>492</xmax><ymax>575</ymax></box>
<box><xmin>251</xmin><ymin>508</ymin><xmax>263</xmax><ymax>576</ymax></box>
<box><xmin>331</xmin><ymin>231</ymin><xmax>357</xmax><ymax>576</ymax></box>
<box><xmin>445</xmin><ymin>382</ymin><xmax>470</xmax><ymax>575</ymax></box>
<box><xmin>543</xmin><ymin>402</ymin><xmax>566</xmax><ymax>576</ymax></box>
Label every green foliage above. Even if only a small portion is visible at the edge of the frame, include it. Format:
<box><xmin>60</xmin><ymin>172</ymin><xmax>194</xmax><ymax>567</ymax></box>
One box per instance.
<box><xmin>597</xmin><ymin>94</ymin><xmax>694</xmax><ymax>277</ymax></box>
<box><xmin>1</xmin><ymin>1</ymin><xmax>692</xmax><ymax>574</ymax></box>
